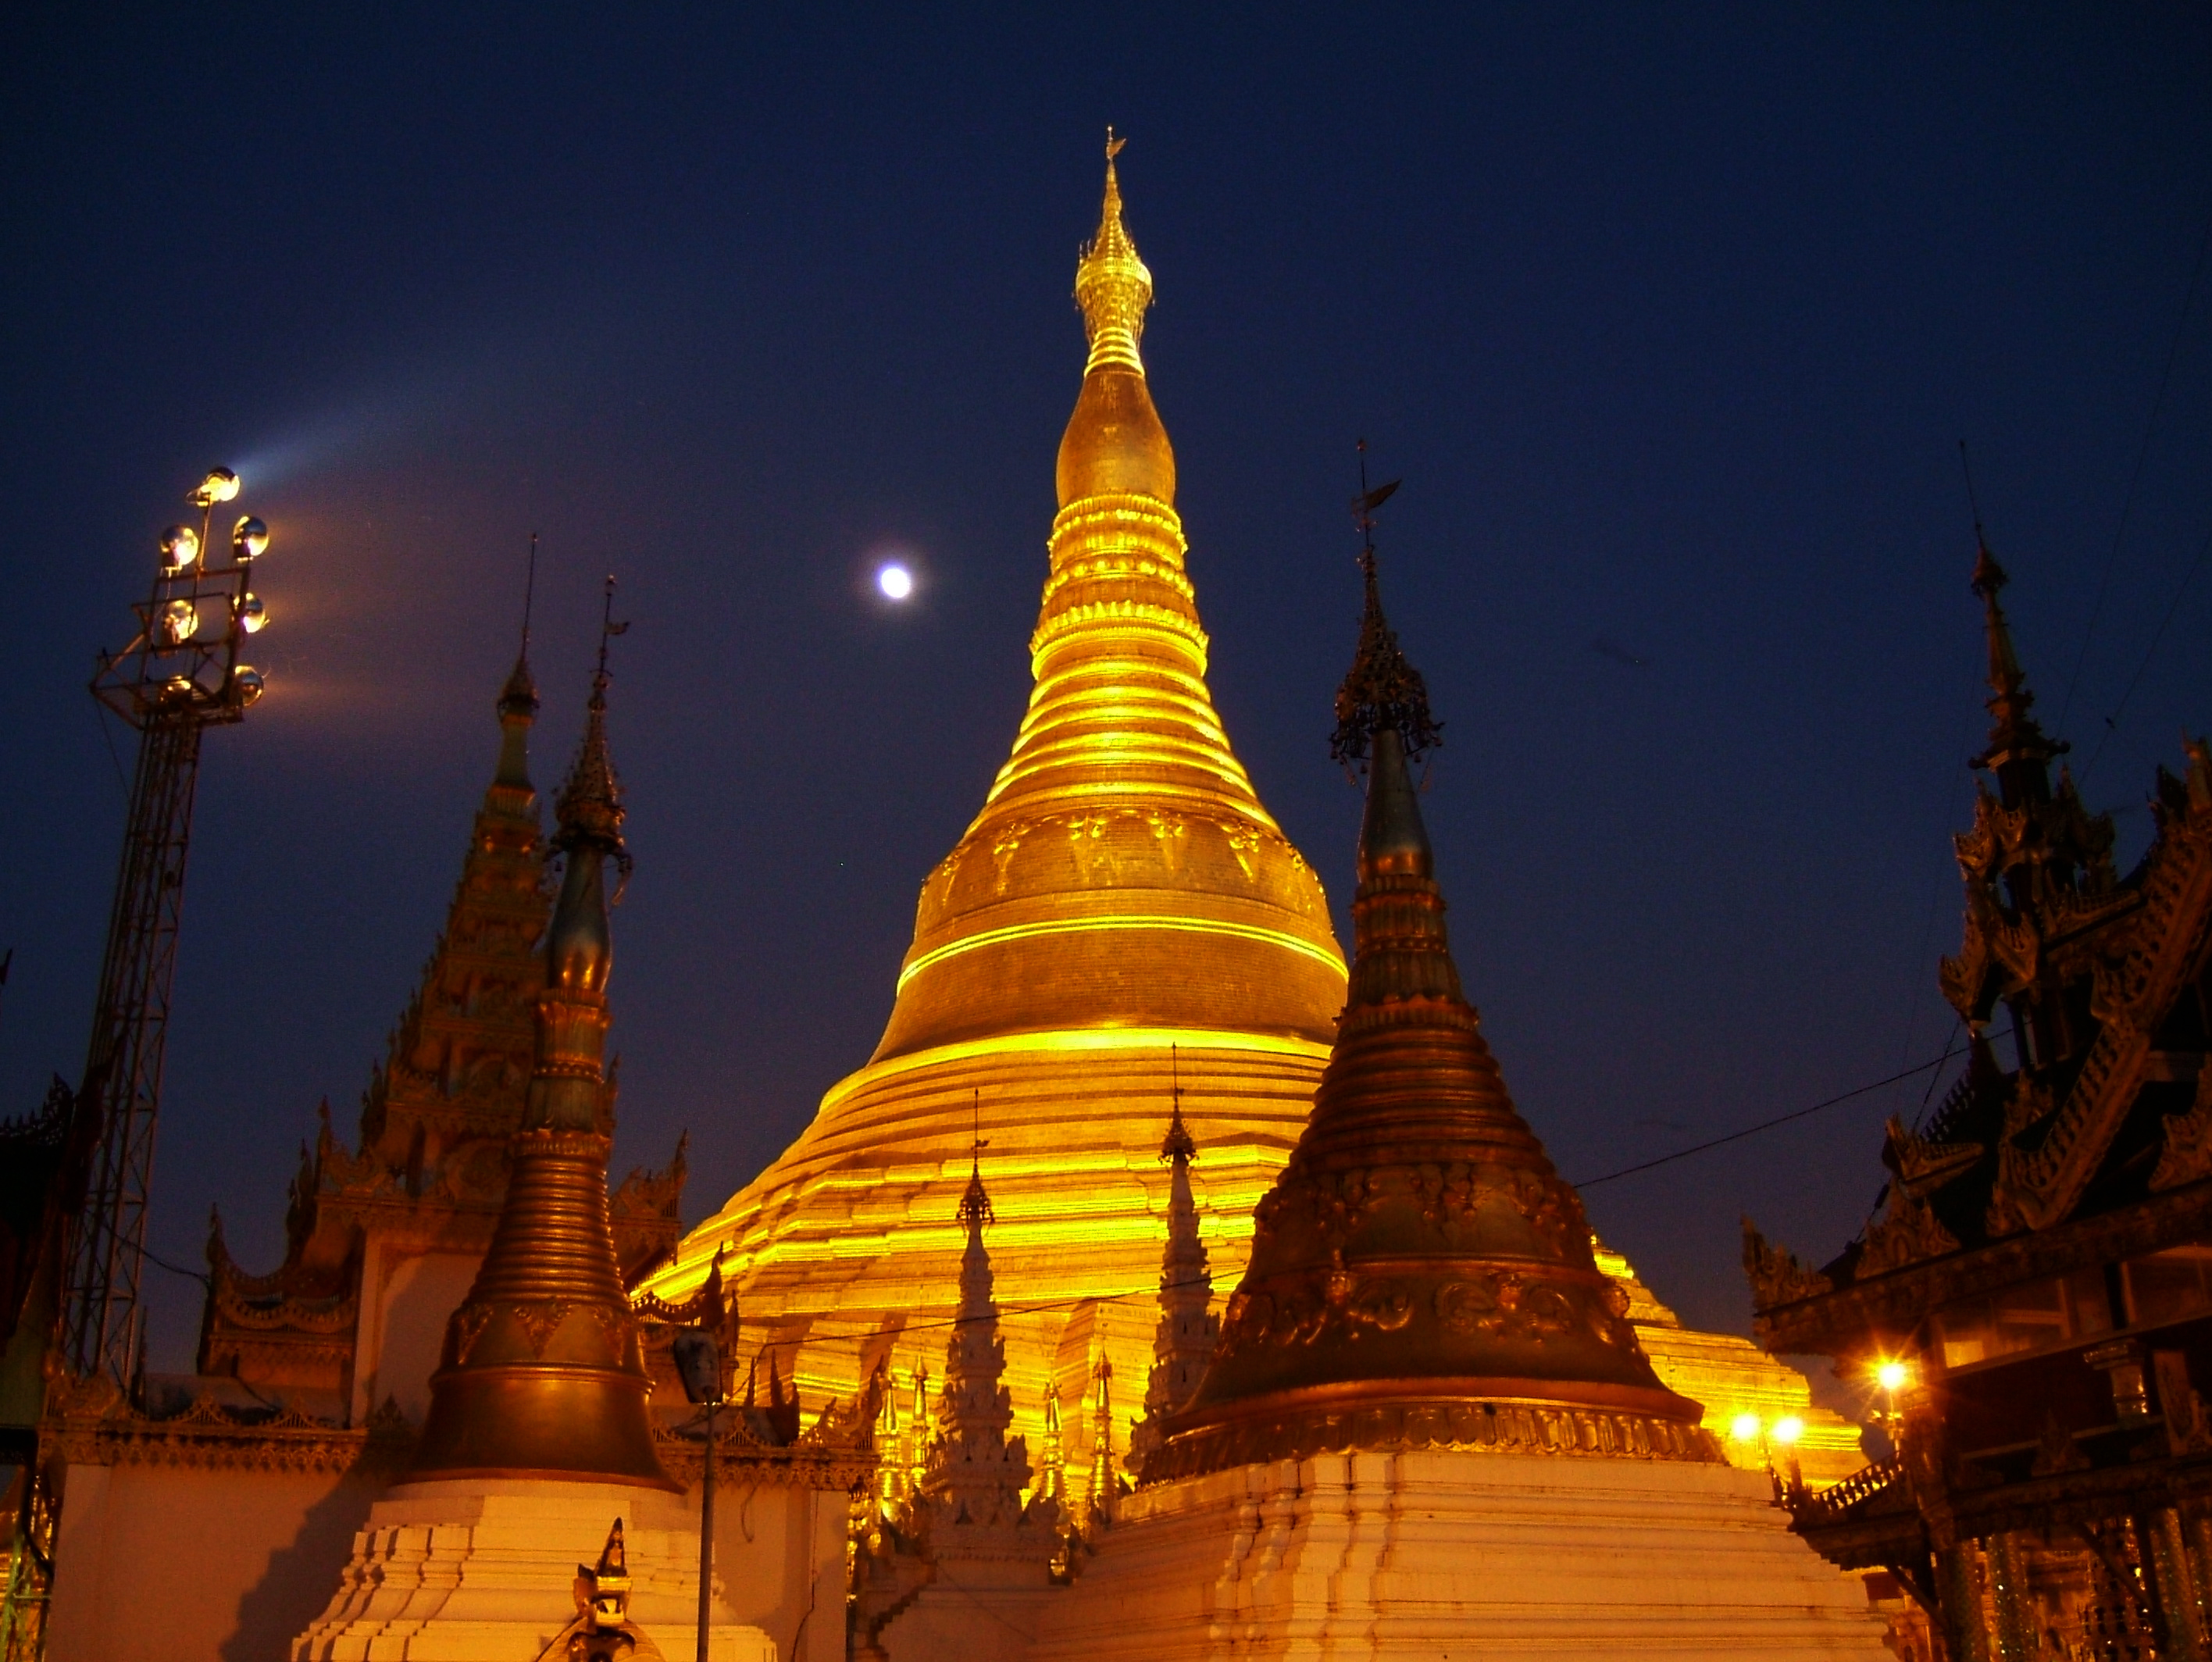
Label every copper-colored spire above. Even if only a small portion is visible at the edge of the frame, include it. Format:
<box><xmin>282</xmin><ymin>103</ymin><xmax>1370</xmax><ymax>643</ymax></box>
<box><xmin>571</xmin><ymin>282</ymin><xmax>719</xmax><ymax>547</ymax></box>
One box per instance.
<box><xmin>1968</xmin><ymin>536</ymin><xmax>2064</xmax><ymax>808</ymax></box>
<box><xmin>407</xmin><ymin>590</ymin><xmax>673</xmax><ymax>1489</ymax></box>
<box><xmin>1150</xmin><ymin>533</ymin><xmax>1713</xmax><ymax>1482</ymax></box>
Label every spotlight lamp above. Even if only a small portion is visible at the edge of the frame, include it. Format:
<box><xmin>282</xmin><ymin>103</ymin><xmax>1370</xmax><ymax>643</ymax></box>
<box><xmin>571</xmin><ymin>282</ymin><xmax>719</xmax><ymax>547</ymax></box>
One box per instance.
<box><xmin>1729</xmin><ymin>1412</ymin><xmax>1763</xmax><ymax>1443</ymax></box>
<box><xmin>94</xmin><ymin>465</ymin><xmax>276</xmax><ymax>729</ymax></box>
<box><xmin>1771</xmin><ymin>1415</ymin><xmax>1804</xmax><ymax>1446</ymax></box>
<box><xmin>1875</xmin><ymin>1359</ymin><xmax>1911</xmax><ymax>1394</ymax></box>
<box><xmin>191</xmin><ymin>467</ymin><xmax>241</xmax><ymax>508</ymax></box>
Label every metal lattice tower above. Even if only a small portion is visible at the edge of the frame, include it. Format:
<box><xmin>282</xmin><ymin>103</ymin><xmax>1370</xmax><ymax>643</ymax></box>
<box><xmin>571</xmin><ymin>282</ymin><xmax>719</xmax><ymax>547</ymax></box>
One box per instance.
<box><xmin>61</xmin><ymin>469</ymin><xmax>273</xmax><ymax>1388</ymax></box>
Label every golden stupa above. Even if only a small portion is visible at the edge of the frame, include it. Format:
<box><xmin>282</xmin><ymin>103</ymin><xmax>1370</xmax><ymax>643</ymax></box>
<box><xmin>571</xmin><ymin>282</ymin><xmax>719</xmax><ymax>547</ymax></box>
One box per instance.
<box><xmin>648</xmin><ymin>141</ymin><xmax>1865</xmax><ymax>1492</ymax></box>
<box><xmin>646</xmin><ymin>142</ymin><xmax>1344</xmax><ymax>1445</ymax></box>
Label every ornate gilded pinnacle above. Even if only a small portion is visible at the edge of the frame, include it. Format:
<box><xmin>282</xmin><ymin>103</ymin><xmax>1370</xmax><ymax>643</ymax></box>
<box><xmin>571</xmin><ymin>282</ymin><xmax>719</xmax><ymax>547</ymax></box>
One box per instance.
<box><xmin>1152</xmin><ymin>544</ymin><xmax>1709</xmax><ymax>1482</ymax></box>
<box><xmin>1074</xmin><ymin>130</ymin><xmax>1154</xmax><ymax>376</ymax></box>
<box><xmin>1332</xmin><ymin>540</ymin><xmax>1441</xmax><ymax>765</ymax></box>
<box><xmin>405</xmin><ymin>609</ymin><xmax>673</xmax><ymax>1491</ymax></box>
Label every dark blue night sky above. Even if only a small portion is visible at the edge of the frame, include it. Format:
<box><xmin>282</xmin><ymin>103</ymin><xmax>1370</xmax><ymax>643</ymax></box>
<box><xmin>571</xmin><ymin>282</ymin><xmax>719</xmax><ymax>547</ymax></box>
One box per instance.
<box><xmin>5</xmin><ymin>6</ymin><xmax>2210</xmax><ymax>1369</ymax></box>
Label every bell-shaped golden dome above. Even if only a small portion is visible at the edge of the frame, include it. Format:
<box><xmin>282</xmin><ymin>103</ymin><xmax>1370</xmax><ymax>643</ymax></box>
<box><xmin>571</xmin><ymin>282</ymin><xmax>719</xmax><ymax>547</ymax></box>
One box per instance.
<box><xmin>649</xmin><ymin>142</ymin><xmax>1345</xmax><ymax>1460</ymax></box>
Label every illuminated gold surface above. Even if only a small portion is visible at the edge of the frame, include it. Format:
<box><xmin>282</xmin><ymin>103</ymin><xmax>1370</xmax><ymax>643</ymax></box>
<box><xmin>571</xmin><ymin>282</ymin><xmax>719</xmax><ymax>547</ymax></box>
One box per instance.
<box><xmin>649</xmin><ymin>148</ymin><xmax>1343</xmax><ymax>1455</ymax></box>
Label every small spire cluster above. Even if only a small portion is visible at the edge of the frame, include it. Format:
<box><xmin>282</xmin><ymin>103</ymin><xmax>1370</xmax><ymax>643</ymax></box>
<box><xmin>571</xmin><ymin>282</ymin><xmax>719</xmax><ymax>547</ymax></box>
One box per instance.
<box><xmin>1129</xmin><ymin>1057</ymin><xmax>1219</xmax><ymax>1480</ymax></box>
<box><xmin>913</xmin><ymin>1116</ymin><xmax>1056</xmax><ymax>1548</ymax></box>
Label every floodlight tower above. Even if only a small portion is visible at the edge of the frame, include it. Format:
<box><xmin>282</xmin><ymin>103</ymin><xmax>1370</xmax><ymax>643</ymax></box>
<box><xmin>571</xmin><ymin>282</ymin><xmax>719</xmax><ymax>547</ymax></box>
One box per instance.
<box><xmin>60</xmin><ymin>468</ymin><xmax>274</xmax><ymax>1389</ymax></box>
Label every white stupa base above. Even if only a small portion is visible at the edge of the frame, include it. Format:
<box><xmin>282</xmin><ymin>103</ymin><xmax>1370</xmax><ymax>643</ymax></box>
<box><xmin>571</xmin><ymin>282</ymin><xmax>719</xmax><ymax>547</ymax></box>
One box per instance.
<box><xmin>1030</xmin><ymin>1449</ymin><xmax>1890</xmax><ymax>1660</ymax></box>
<box><xmin>290</xmin><ymin>1478</ymin><xmax>775</xmax><ymax>1662</ymax></box>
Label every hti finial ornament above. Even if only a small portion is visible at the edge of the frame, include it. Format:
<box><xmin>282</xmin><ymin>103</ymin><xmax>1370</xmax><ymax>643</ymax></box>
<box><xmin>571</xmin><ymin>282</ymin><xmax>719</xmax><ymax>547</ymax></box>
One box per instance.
<box><xmin>1161</xmin><ymin>1042</ymin><xmax>1197</xmax><ymax>1164</ymax></box>
<box><xmin>555</xmin><ymin>572</ymin><xmax>633</xmax><ymax>886</ymax></box>
<box><xmin>1331</xmin><ymin>440</ymin><xmax>1440</xmax><ymax>765</ymax></box>
<box><xmin>1106</xmin><ymin>126</ymin><xmax>1126</xmax><ymax>162</ymax></box>
<box><xmin>958</xmin><ymin>1090</ymin><xmax>994</xmax><ymax>1230</ymax></box>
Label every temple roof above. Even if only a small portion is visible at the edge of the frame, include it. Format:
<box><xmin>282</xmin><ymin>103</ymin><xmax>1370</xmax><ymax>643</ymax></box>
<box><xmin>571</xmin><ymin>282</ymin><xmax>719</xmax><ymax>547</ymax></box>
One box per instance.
<box><xmin>1747</xmin><ymin>546</ymin><xmax>2212</xmax><ymax>1350</ymax></box>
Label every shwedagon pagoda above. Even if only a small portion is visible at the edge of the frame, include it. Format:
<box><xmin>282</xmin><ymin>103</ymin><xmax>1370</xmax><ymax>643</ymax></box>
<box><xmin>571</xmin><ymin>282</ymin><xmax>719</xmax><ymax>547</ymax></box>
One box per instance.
<box><xmin>4</xmin><ymin>139</ymin><xmax>2210</xmax><ymax>1662</ymax></box>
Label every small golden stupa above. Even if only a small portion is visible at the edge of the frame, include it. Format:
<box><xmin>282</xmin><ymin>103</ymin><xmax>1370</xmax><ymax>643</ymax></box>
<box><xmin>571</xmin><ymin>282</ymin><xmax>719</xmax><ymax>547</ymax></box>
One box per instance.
<box><xmin>407</xmin><ymin>610</ymin><xmax>675</xmax><ymax>1490</ymax></box>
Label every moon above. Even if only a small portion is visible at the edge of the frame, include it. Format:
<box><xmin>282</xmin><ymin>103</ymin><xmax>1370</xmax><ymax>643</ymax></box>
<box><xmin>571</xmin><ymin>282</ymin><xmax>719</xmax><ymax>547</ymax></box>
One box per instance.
<box><xmin>877</xmin><ymin>563</ymin><xmax>914</xmax><ymax>601</ymax></box>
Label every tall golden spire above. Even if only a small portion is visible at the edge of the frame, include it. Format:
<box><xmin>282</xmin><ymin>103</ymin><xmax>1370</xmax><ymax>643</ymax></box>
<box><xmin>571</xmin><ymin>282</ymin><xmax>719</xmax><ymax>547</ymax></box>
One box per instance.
<box><xmin>1151</xmin><ymin>534</ymin><xmax>1714</xmax><ymax>1481</ymax></box>
<box><xmin>407</xmin><ymin>581</ymin><xmax>674</xmax><ymax>1489</ymax></box>
<box><xmin>871</xmin><ymin>137</ymin><xmax>1339</xmax><ymax>1061</ymax></box>
<box><xmin>648</xmin><ymin>145</ymin><xmax>1344</xmax><ymax>1485</ymax></box>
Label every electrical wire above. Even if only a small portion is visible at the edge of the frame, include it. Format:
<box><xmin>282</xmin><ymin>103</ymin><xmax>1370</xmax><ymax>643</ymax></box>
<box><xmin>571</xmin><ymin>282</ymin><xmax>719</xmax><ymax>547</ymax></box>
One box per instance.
<box><xmin>2057</xmin><ymin>197</ymin><xmax>2212</xmax><ymax>737</ymax></box>
<box><xmin>2079</xmin><ymin>517</ymin><xmax>2212</xmax><ymax>788</ymax></box>
<box><xmin>1569</xmin><ymin>1050</ymin><xmax>1958</xmax><ymax>1192</ymax></box>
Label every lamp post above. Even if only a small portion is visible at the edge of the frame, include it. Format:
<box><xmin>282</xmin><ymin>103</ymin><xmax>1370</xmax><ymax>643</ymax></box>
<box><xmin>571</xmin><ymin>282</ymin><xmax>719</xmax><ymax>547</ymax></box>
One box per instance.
<box><xmin>61</xmin><ymin>468</ymin><xmax>273</xmax><ymax>1389</ymax></box>
<box><xmin>672</xmin><ymin>1328</ymin><xmax>723</xmax><ymax>1662</ymax></box>
<box><xmin>1873</xmin><ymin>1357</ymin><xmax>1912</xmax><ymax>1459</ymax></box>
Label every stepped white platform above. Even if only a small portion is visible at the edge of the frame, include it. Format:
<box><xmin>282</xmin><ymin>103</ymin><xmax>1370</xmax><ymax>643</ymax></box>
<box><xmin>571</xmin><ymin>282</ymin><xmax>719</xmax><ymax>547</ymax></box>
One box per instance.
<box><xmin>291</xmin><ymin>1478</ymin><xmax>773</xmax><ymax>1662</ymax></box>
<box><xmin>1030</xmin><ymin>1450</ymin><xmax>1890</xmax><ymax>1660</ymax></box>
